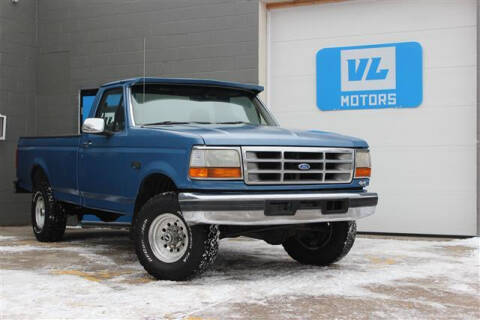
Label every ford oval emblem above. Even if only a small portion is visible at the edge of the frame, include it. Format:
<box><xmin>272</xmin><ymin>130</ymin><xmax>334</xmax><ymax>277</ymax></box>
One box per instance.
<box><xmin>298</xmin><ymin>163</ymin><xmax>311</xmax><ymax>170</ymax></box>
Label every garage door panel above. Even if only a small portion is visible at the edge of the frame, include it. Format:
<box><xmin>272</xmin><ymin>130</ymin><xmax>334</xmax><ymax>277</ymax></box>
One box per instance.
<box><xmin>267</xmin><ymin>0</ymin><xmax>477</xmax><ymax>235</ymax></box>
<box><xmin>270</xmin><ymin>0</ymin><xmax>476</xmax><ymax>43</ymax></box>
<box><xmin>270</xmin><ymin>26</ymin><xmax>476</xmax><ymax>77</ymax></box>
<box><xmin>268</xmin><ymin>75</ymin><xmax>315</xmax><ymax>108</ymax></box>
<box><xmin>275</xmin><ymin>106</ymin><xmax>476</xmax><ymax>147</ymax></box>
<box><xmin>422</xmin><ymin>66</ymin><xmax>476</xmax><ymax>107</ymax></box>
<box><xmin>358</xmin><ymin>191</ymin><xmax>477</xmax><ymax>236</ymax></box>
<box><xmin>369</xmin><ymin>146</ymin><xmax>476</xmax><ymax>194</ymax></box>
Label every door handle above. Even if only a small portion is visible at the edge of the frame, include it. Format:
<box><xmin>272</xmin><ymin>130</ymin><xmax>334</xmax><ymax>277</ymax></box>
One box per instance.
<box><xmin>81</xmin><ymin>141</ymin><xmax>92</xmax><ymax>148</ymax></box>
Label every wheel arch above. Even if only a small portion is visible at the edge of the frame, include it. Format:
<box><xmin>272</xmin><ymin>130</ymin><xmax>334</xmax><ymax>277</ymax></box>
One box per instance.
<box><xmin>133</xmin><ymin>173</ymin><xmax>178</xmax><ymax>220</ymax></box>
<box><xmin>30</xmin><ymin>163</ymin><xmax>50</xmax><ymax>188</ymax></box>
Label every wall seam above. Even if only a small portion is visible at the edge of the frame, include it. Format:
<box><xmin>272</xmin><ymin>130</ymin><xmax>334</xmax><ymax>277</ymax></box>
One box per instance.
<box><xmin>476</xmin><ymin>0</ymin><xmax>479</xmax><ymax>236</ymax></box>
<box><xmin>34</xmin><ymin>0</ymin><xmax>39</xmax><ymax>136</ymax></box>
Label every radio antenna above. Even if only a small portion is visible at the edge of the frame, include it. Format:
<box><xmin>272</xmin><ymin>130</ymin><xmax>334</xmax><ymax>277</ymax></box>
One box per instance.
<box><xmin>143</xmin><ymin>37</ymin><xmax>146</xmax><ymax>103</ymax></box>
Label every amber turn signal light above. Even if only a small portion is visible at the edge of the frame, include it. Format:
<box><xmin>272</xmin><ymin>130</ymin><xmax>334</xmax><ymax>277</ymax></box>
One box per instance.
<box><xmin>189</xmin><ymin>167</ymin><xmax>241</xmax><ymax>179</ymax></box>
<box><xmin>189</xmin><ymin>167</ymin><xmax>208</xmax><ymax>178</ymax></box>
<box><xmin>355</xmin><ymin>167</ymin><xmax>371</xmax><ymax>178</ymax></box>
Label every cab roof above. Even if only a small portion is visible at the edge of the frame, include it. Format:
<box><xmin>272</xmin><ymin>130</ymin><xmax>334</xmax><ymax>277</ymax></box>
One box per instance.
<box><xmin>101</xmin><ymin>77</ymin><xmax>264</xmax><ymax>95</ymax></box>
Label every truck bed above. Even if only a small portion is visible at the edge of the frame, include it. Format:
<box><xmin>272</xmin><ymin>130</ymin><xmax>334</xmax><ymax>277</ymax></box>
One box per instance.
<box><xmin>17</xmin><ymin>135</ymin><xmax>81</xmax><ymax>205</ymax></box>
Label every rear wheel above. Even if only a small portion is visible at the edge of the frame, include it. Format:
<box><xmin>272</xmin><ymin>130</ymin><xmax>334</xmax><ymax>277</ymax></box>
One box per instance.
<box><xmin>282</xmin><ymin>221</ymin><xmax>356</xmax><ymax>266</ymax></box>
<box><xmin>31</xmin><ymin>172</ymin><xmax>67</xmax><ymax>242</ymax></box>
<box><xmin>133</xmin><ymin>193</ymin><xmax>219</xmax><ymax>281</ymax></box>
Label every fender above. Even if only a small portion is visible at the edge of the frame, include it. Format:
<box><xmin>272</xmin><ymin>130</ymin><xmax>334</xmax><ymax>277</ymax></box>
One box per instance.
<box><xmin>136</xmin><ymin>160</ymin><xmax>181</xmax><ymax>193</ymax></box>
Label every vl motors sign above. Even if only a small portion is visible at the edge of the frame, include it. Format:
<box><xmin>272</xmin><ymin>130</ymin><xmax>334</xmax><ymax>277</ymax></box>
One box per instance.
<box><xmin>316</xmin><ymin>42</ymin><xmax>422</xmax><ymax>111</ymax></box>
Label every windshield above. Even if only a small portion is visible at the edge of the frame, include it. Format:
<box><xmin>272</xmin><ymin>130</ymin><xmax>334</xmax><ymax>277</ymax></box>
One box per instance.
<box><xmin>131</xmin><ymin>84</ymin><xmax>276</xmax><ymax>126</ymax></box>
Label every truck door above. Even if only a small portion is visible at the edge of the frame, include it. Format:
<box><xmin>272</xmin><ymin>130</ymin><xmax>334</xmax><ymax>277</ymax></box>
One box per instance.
<box><xmin>78</xmin><ymin>87</ymin><xmax>130</xmax><ymax>213</ymax></box>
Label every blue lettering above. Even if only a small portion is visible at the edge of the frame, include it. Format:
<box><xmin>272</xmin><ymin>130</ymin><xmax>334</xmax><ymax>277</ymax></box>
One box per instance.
<box><xmin>347</xmin><ymin>58</ymin><xmax>368</xmax><ymax>81</ymax></box>
<box><xmin>366</xmin><ymin>57</ymin><xmax>388</xmax><ymax>80</ymax></box>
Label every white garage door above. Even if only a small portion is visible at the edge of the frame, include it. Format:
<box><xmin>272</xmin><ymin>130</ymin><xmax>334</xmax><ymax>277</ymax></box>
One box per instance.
<box><xmin>267</xmin><ymin>0</ymin><xmax>477</xmax><ymax>235</ymax></box>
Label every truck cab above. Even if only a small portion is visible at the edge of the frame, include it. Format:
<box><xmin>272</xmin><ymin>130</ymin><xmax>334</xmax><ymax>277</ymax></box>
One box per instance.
<box><xmin>16</xmin><ymin>78</ymin><xmax>378</xmax><ymax>280</ymax></box>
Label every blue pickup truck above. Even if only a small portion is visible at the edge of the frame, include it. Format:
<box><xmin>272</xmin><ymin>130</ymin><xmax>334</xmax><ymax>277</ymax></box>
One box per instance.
<box><xmin>15</xmin><ymin>78</ymin><xmax>377</xmax><ymax>280</ymax></box>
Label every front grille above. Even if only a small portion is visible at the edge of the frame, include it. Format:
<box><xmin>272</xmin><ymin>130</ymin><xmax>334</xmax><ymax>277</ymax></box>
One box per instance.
<box><xmin>242</xmin><ymin>146</ymin><xmax>354</xmax><ymax>185</ymax></box>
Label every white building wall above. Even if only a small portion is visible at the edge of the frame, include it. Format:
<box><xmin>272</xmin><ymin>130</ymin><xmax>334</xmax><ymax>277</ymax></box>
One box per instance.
<box><xmin>266</xmin><ymin>0</ymin><xmax>477</xmax><ymax>235</ymax></box>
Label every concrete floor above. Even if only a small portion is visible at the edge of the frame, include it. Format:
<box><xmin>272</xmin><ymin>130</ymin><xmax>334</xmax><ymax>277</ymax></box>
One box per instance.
<box><xmin>0</xmin><ymin>226</ymin><xmax>479</xmax><ymax>320</ymax></box>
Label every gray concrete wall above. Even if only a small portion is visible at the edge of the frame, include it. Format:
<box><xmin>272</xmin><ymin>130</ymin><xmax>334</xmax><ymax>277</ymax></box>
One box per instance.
<box><xmin>36</xmin><ymin>0</ymin><xmax>259</xmax><ymax>136</ymax></box>
<box><xmin>0</xmin><ymin>0</ymin><xmax>260</xmax><ymax>225</ymax></box>
<box><xmin>0</xmin><ymin>0</ymin><xmax>38</xmax><ymax>225</ymax></box>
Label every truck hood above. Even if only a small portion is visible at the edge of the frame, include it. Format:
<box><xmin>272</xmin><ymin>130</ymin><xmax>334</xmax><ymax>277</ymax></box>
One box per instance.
<box><xmin>150</xmin><ymin>125</ymin><xmax>368</xmax><ymax>148</ymax></box>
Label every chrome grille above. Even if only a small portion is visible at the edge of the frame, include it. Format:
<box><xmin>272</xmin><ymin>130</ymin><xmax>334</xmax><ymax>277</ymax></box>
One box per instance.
<box><xmin>242</xmin><ymin>146</ymin><xmax>354</xmax><ymax>185</ymax></box>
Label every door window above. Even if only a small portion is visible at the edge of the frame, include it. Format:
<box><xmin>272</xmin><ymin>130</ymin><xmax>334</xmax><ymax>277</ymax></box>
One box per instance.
<box><xmin>95</xmin><ymin>88</ymin><xmax>125</xmax><ymax>132</ymax></box>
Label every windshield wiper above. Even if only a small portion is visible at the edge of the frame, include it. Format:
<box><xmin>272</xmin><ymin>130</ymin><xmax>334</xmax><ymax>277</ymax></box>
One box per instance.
<box><xmin>142</xmin><ymin>121</ymin><xmax>213</xmax><ymax>126</ymax></box>
<box><xmin>215</xmin><ymin>121</ymin><xmax>253</xmax><ymax>125</ymax></box>
<box><xmin>142</xmin><ymin>121</ymin><xmax>190</xmax><ymax>126</ymax></box>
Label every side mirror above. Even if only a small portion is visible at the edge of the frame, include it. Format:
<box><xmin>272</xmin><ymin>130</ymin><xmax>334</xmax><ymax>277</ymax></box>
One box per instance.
<box><xmin>82</xmin><ymin>118</ymin><xmax>105</xmax><ymax>134</ymax></box>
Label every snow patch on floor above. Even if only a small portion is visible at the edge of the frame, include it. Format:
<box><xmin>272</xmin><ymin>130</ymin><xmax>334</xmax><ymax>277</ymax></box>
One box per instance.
<box><xmin>0</xmin><ymin>245</ymin><xmax>46</xmax><ymax>252</ymax></box>
<box><xmin>0</xmin><ymin>235</ymin><xmax>17</xmax><ymax>241</ymax></box>
<box><xmin>440</xmin><ymin>237</ymin><xmax>479</xmax><ymax>247</ymax></box>
<box><xmin>0</xmin><ymin>243</ymin><xmax>118</xmax><ymax>267</ymax></box>
<box><xmin>1</xmin><ymin>236</ymin><xmax>478</xmax><ymax>319</ymax></box>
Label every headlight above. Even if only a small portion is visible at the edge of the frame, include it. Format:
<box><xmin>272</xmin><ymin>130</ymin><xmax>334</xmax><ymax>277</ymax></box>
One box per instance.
<box><xmin>189</xmin><ymin>147</ymin><xmax>242</xmax><ymax>179</ymax></box>
<box><xmin>355</xmin><ymin>149</ymin><xmax>371</xmax><ymax>178</ymax></box>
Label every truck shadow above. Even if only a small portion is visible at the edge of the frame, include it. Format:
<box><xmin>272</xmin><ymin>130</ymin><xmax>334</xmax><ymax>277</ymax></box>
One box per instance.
<box><xmin>60</xmin><ymin>228</ymin><xmax>320</xmax><ymax>278</ymax></box>
<box><xmin>210</xmin><ymin>241</ymin><xmax>320</xmax><ymax>280</ymax></box>
<box><xmin>62</xmin><ymin>228</ymin><xmax>130</xmax><ymax>241</ymax></box>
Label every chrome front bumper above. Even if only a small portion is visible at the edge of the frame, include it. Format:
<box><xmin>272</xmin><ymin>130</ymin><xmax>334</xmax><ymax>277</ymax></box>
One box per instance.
<box><xmin>178</xmin><ymin>191</ymin><xmax>378</xmax><ymax>226</ymax></box>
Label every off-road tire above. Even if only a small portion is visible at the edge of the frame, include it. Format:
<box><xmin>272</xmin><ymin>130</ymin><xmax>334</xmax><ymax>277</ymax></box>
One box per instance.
<box><xmin>31</xmin><ymin>172</ymin><xmax>67</xmax><ymax>242</ymax></box>
<box><xmin>133</xmin><ymin>193</ymin><xmax>219</xmax><ymax>281</ymax></box>
<box><xmin>282</xmin><ymin>221</ymin><xmax>356</xmax><ymax>266</ymax></box>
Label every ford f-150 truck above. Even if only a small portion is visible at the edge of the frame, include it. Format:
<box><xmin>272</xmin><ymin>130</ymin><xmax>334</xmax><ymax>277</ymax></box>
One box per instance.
<box><xmin>15</xmin><ymin>78</ymin><xmax>378</xmax><ymax>281</ymax></box>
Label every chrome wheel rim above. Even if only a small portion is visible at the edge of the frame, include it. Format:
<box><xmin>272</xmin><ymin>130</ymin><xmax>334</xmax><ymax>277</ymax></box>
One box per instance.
<box><xmin>148</xmin><ymin>213</ymin><xmax>189</xmax><ymax>263</ymax></box>
<box><xmin>35</xmin><ymin>194</ymin><xmax>46</xmax><ymax>230</ymax></box>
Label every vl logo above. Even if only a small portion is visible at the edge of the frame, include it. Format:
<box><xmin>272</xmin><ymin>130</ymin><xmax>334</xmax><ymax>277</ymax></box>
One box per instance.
<box><xmin>339</xmin><ymin>46</ymin><xmax>397</xmax><ymax>107</ymax></box>
<box><xmin>341</xmin><ymin>46</ymin><xmax>396</xmax><ymax>92</ymax></box>
<box><xmin>347</xmin><ymin>57</ymin><xmax>388</xmax><ymax>81</ymax></box>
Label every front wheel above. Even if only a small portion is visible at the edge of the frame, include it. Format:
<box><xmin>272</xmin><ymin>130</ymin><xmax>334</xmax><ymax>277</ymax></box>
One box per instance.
<box><xmin>282</xmin><ymin>221</ymin><xmax>356</xmax><ymax>266</ymax></box>
<box><xmin>133</xmin><ymin>193</ymin><xmax>219</xmax><ymax>281</ymax></box>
